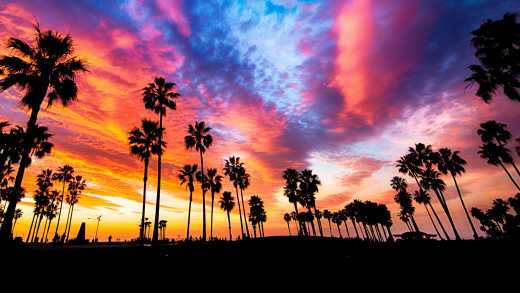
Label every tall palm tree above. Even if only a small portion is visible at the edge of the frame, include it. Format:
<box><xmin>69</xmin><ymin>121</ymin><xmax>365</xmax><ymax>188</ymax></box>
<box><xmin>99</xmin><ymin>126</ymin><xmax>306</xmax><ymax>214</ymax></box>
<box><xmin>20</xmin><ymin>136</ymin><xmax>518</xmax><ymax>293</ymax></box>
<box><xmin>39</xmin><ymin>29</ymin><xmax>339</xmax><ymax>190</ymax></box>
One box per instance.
<box><xmin>179</xmin><ymin>164</ymin><xmax>197</xmax><ymax>240</ymax></box>
<box><xmin>219</xmin><ymin>191</ymin><xmax>235</xmax><ymax>240</ymax></box>
<box><xmin>207</xmin><ymin>168</ymin><xmax>223</xmax><ymax>240</ymax></box>
<box><xmin>129</xmin><ymin>119</ymin><xmax>164</xmax><ymax>244</ymax></box>
<box><xmin>184</xmin><ymin>121</ymin><xmax>212</xmax><ymax>241</ymax></box>
<box><xmin>466</xmin><ymin>13</ymin><xmax>519</xmax><ymax>103</ymax></box>
<box><xmin>283</xmin><ymin>212</ymin><xmax>292</xmax><ymax>235</ymax></box>
<box><xmin>52</xmin><ymin>165</ymin><xmax>74</xmax><ymax>241</ymax></box>
<box><xmin>224</xmin><ymin>156</ymin><xmax>245</xmax><ymax>237</ymax></box>
<box><xmin>437</xmin><ymin>148</ymin><xmax>479</xmax><ymax>239</ymax></box>
<box><xmin>479</xmin><ymin>142</ymin><xmax>520</xmax><ymax>191</ymax></box>
<box><xmin>143</xmin><ymin>77</ymin><xmax>180</xmax><ymax>243</ymax></box>
<box><xmin>0</xmin><ymin>26</ymin><xmax>87</xmax><ymax>240</ymax></box>
<box><xmin>478</xmin><ymin>120</ymin><xmax>520</xmax><ymax>178</ymax></box>
<box><xmin>64</xmin><ymin>175</ymin><xmax>86</xmax><ymax>241</ymax></box>
<box><xmin>323</xmin><ymin>209</ymin><xmax>333</xmax><ymax>237</ymax></box>
<box><xmin>299</xmin><ymin>169</ymin><xmax>322</xmax><ymax>236</ymax></box>
<box><xmin>420</xmin><ymin>168</ymin><xmax>462</xmax><ymax>239</ymax></box>
<box><xmin>282</xmin><ymin>168</ymin><xmax>306</xmax><ymax>236</ymax></box>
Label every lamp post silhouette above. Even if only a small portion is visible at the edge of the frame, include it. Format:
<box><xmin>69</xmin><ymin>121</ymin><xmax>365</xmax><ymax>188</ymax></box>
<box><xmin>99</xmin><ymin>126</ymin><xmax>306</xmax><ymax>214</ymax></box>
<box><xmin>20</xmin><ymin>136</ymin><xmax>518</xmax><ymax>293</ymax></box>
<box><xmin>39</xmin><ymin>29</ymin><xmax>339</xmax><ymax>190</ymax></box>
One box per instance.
<box><xmin>88</xmin><ymin>215</ymin><xmax>102</xmax><ymax>243</ymax></box>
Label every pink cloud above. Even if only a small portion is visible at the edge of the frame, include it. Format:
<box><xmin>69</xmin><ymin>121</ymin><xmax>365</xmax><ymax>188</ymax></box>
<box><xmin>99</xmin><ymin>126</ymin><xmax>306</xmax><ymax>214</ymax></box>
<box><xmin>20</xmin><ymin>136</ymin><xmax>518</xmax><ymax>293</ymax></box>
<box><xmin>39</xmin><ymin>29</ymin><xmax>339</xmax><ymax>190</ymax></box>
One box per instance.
<box><xmin>155</xmin><ymin>0</ymin><xmax>191</xmax><ymax>37</ymax></box>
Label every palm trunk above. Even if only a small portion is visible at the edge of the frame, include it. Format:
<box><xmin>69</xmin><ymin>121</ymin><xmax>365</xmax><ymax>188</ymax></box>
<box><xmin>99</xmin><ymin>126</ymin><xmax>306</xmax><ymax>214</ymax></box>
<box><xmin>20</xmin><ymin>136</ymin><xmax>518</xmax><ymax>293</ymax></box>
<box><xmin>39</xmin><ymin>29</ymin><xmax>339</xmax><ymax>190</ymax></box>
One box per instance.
<box><xmin>252</xmin><ymin>224</ymin><xmax>257</xmax><ymax>238</ymax></box>
<box><xmin>140</xmin><ymin>158</ymin><xmax>149</xmax><ymax>244</ymax></box>
<box><xmin>44</xmin><ymin>217</ymin><xmax>53</xmax><ymax>242</ymax></box>
<box><xmin>41</xmin><ymin>216</ymin><xmax>48</xmax><ymax>242</ymax></box>
<box><xmin>293</xmin><ymin>202</ymin><xmax>306</xmax><ymax>236</ymax></box>
<box><xmin>510</xmin><ymin>160</ymin><xmax>520</xmax><ymax>178</ymax></box>
<box><xmin>307</xmin><ymin>208</ymin><xmax>316</xmax><ymax>236</ymax></box>
<box><xmin>226</xmin><ymin>210</ymin><xmax>232</xmax><ymax>240</ymax></box>
<box><xmin>54</xmin><ymin>181</ymin><xmax>66</xmax><ymax>241</ymax></box>
<box><xmin>286</xmin><ymin>222</ymin><xmax>291</xmax><ymax>236</ymax></box>
<box><xmin>66</xmin><ymin>204</ymin><xmax>75</xmax><ymax>241</ymax></box>
<box><xmin>343</xmin><ymin>221</ymin><xmax>350</xmax><ymax>238</ymax></box>
<box><xmin>410</xmin><ymin>215</ymin><xmax>421</xmax><ymax>233</ymax></box>
<box><xmin>351</xmin><ymin>219</ymin><xmax>360</xmax><ymax>238</ymax></box>
<box><xmin>34</xmin><ymin>213</ymin><xmax>44</xmax><ymax>243</ymax></box>
<box><xmin>424</xmin><ymin>204</ymin><xmax>443</xmax><ymax>240</ymax></box>
<box><xmin>313</xmin><ymin>206</ymin><xmax>324</xmax><ymax>236</ymax></box>
<box><xmin>210</xmin><ymin>190</ymin><xmax>215</xmax><ymax>240</ymax></box>
<box><xmin>152</xmin><ymin>112</ymin><xmax>163</xmax><ymax>244</ymax></box>
<box><xmin>199</xmin><ymin>150</ymin><xmax>207</xmax><ymax>241</ymax></box>
<box><xmin>239</xmin><ymin>188</ymin><xmax>250</xmax><ymax>238</ymax></box>
<box><xmin>0</xmin><ymin>103</ymin><xmax>43</xmax><ymax>241</ymax></box>
<box><xmin>386</xmin><ymin>225</ymin><xmax>394</xmax><ymax>242</ymax></box>
<box><xmin>235</xmin><ymin>186</ymin><xmax>244</xmax><ymax>238</ymax></box>
<box><xmin>327</xmin><ymin>219</ymin><xmax>333</xmax><ymax>237</ymax></box>
<box><xmin>499</xmin><ymin>161</ymin><xmax>520</xmax><ymax>192</ymax></box>
<box><xmin>336</xmin><ymin>224</ymin><xmax>343</xmax><ymax>238</ymax></box>
<box><xmin>186</xmin><ymin>190</ymin><xmax>193</xmax><ymax>240</ymax></box>
<box><xmin>63</xmin><ymin>204</ymin><xmax>72</xmax><ymax>241</ymax></box>
<box><xmin>428</xmin><ymin>202</ymin><xmax>450</xmax><ymax>240</ymax></box>
<box><xmin>452</xmin><ymin>175</ymin><xmax>478</xmax><ymax>239</ymax></box>
<box><xmin>26</xmin><ymin>213</ymin><xmax>36</xmax><ymax>243</ymax></box>
<box><xmin>435</xmin><ymin>188</ymin><xmax>461</xmax><ymax>240</ymax></box>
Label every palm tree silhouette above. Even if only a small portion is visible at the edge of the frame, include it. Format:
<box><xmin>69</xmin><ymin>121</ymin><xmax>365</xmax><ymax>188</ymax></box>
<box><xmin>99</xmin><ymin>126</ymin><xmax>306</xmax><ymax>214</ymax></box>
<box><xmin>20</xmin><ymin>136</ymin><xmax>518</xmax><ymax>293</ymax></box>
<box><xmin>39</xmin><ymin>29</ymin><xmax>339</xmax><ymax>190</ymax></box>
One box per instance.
<box><xmin>42</xmin><ymin>189</ymin><xmax>59</xmax><ymax>242</ymax></box>
<box><xmin>283</xmin><ymin>168</ymin><xmax>307</xmax><ymax>236</ymax></box>
<box><xmin>52</xmin><ymin>165</ymin><xmax>74</xmax><ymax>242</ymax></box>
<box><xmin>0</xmin><ymin>25</ymin><xmax>87</xmax><ymax>240</ymax></box>
<box><xmin>283</xmin><ymin>212</ymin><xmax>292</xmax><ymax>235</ymax></box>
<box><xmin>331</xmin><ymin>212</ymin><xmax>343</xmax><ymax>238</ymax></box>
<box><xmin>247</xmin><ymin>195</ymin><xmax>266</xmax><ymax>238</ymax></box>
<box><xmin>64</xmin><ymin>175</ymin><xmax>86</xmax><ymax>241</ymax></box>
<box><xmin>129</xmin><ymin>119</ymin><xmax>164</xmax><ymax>244</ymax></box>
<box><xmin>179</xmin><ymin>164</ymin><xmax>197</xmax><ymax>240</ymax></box>
<box><xmin>478</xmin><ymin>120</ymin><xmax>520</xmax><ymax>180</ymax></box>
<box><xmin>29</xmin><ymin>169</ymin><xmax>53</xmax><ymax>243</ymax></box>
<box><xmin>224</xmin><ymin>156</ymin><xmax>245</xmax><ymax>238</ymax></box>
<box><xmin>344</xmin><ymin>203</ymin><xmax>360</xmax><ymax>239</ymax></box>
<box><xmin>184</xmin><ymin>121</ymin><xmax>213</xmax><ymax>241</ymax></box>
<box><xmin>437</xmin><ymin>148</ymin><xmax>479</xmax><ymax>239</ymax></box>
<box><xmin>159</xmin><ymin>220</ymin><xmax>167</xmax><ymax>240</ymax></box>
<box><xmin>391</xmin><ymin>176</ymin><xmax>421</xmax><ymax>233</ymax></box>
<box><xmin>12</xmin><ymin>208</ymin><xmax>23</xmax><ymax>234</ymax></box>
<box><xmin>237</xmin><ymin>169</ymin><xmax>252</xmax><ymax>238</ymax></box>
<box><xmin>0</xmin><ymin>122</ymin><xmax>22</xmax><ymax>193</ymax></box>
<box><xmin>206</xmin><ymin>168</ymin><xmax>223</xmax><ymax>240</ymax></box>
<box><xmin>143</xmin><ymin>77</ymin><xmax>180</xmax><ymax>243</ymax></box>
<box><xmin>466</xmin><ymin>13</ymin><xmax>519</xmax><ymax>103</ymax></box>
<box><xmin>323</xmin><ymin>209</ymin><xmax>333</xmax><ymax>237</ymax></box>
<box><xmin>219</xmin><ymin>191</ymin><xmax>235</xmax><ymax>240</ymax></box>
<box><xmin>478</xmin><ymin>142</ymin><xmax>520</xmax><ymax>191</ymax></box>
<box><xmin>299</xmin><ymin>169</ymin><xmax>323</xmax><ymax>236</ymax></box>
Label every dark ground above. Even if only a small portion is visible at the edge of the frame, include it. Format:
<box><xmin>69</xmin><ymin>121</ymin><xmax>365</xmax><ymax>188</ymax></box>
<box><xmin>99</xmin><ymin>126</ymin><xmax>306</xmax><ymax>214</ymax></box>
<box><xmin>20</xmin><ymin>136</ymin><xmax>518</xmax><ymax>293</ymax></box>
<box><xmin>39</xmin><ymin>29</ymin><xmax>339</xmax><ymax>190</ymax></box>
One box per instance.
<box><xmin>1</xmin><ymin>237</ymin><xmax>518</xmax><ymax>284</ymax></box>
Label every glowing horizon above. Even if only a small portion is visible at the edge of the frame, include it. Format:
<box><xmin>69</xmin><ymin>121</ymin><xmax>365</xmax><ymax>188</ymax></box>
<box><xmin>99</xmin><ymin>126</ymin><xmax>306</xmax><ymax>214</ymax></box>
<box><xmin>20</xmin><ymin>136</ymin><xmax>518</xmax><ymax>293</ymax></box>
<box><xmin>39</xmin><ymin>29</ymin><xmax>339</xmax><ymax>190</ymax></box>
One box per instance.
<box><xmin>1</xmin><ymin>0</ymin><xmax>520</xmax><ymax>241</ymax></box>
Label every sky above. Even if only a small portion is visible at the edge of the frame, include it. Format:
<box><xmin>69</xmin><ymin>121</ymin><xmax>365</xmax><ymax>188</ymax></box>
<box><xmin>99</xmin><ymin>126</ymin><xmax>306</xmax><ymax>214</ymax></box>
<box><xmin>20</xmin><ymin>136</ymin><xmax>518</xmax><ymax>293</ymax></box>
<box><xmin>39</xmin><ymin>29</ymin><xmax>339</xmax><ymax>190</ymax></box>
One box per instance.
<box><xmin>1</xmin><ymin>0</ymin><xmax>519</xmax><ymax>241</ymax></box>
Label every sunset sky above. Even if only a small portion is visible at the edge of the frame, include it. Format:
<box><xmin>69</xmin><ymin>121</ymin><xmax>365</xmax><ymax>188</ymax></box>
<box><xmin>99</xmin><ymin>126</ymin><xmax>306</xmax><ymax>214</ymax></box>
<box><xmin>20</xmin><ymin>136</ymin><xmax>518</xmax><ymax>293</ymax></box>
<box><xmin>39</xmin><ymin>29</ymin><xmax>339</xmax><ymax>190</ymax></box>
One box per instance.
<box><xmin>1</xmin><ymin>0</ymin><xmax>519</xmax><ymax>241</ymax></box>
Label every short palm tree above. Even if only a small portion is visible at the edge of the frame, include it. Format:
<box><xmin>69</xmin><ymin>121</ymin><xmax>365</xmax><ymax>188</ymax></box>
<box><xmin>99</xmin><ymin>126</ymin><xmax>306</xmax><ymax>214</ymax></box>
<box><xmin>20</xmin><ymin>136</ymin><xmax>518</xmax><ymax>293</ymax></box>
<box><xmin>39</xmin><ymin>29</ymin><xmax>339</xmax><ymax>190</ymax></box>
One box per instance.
<box><xmin>466</xmin><ymin>13</ymin><xmax>519</xmax><ymax>103</ymax></box>
<box><xmin>128</xmin><ymin>119</ymin><xmax>164</xmax><ymax>244</ymax></box>
<box><xmin>207</xmin><ymin>168</ymin><xmax>223</xmax><ymax>240</ymax></box>
<box><xmin>437</xmin><ymin>148</ymin><xmax>479</xmax><ymax>239</ymax></box>
<box><xmin>52</xmin><ymin>165</ymin><xmax>74</xmax><ymax>241</ymax></box>
<box><xmin>323</xmin><ymin>209</ymin><xmax>333</xmax><ymax>237</ymax></box>
<box><xmin>283</xmin><ymin>212</ymin><xmax>292</xmax><ymax>235</ymax></box>
<box><xmin>184</xmin><ymin>121</ymin><xmax>212</xmax><ymax>241</ymax></box>
<box><xmin>282</xmin><ymin>168</ymin><xmax>306</xmax><ymax>236</ymax></box>
<box><xmin>143</xmin><ymin>77</ymin><xmax>180</xmax><ymax>243</ymax></box>
<box><xmin>179</xmin><ymin>164</ymin><xmax>197</xmax><ymax>240</ymax></box>
<box><xmin>219</xmin><ymin>191</ymin><xmax>235</xmax><ymax>240</ymax></box>
<box><xmin>0</xmin><ymin>25</ymin><xmax>87</xmax><ymax>240</ymax></box>
<box><xmin>64</xmin><ymin>175</ymin><xmax>86</xmax><ymax>241</ymax></box>
<box><xmin>299</xmin><ymin>169</ymin><xmax>322</xmax><ymax>236</ymax></box>
<box><xmin>224</xmin><ymin>156</ymin><xmax>245</xmax><ymax>237</ymax></box>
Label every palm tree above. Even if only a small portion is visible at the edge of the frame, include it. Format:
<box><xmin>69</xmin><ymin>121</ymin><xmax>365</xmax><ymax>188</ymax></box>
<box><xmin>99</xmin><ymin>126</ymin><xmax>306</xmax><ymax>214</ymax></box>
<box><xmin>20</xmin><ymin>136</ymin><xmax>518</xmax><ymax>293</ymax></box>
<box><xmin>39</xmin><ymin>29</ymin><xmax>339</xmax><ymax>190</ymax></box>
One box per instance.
<box><xmin>414</xmin><ymin>190</ymin><xmax>444</xmax><ymax>240</ymax></box>
<box><xmin>323</xmin><ymin>209</ymin><xmax>333</xmax><ymax>237</ymax></box>
<box><xmin>391</xmin><ymin>176</ymin><xmax>421</xmax><ymax>233</ymax></box>
<box><xmin>437</xmin><ymin>148</ymin><xmax>479</xmax><ymax>239</ymax></box>
<box><xmin>11</xmin><ymin>208</ymin><xmax>23</xmax><ymax>234</ymax></box>
<box><xmin>237</xmin><ymin>169</ymin><xmax>251</xmax><ymax>238</ymax></box>
<box><xmin>159</xmin><ymin>220</ymin><xmax>167</xmax><ymax>240</ymax></box>
<box><xmin>143</xmin><ymin>77</ymin><xmax>180</xmax><ymax>243</ymax></box>
<box><xmin>42</xmin><ymin>190</ymin><xmax>59</xmax><ymax>242</ymax></box>
<box><xmin>331</xmin><ymin>212</ymin><xmax>343</xmax><ymax>238</ymax></box>
<box><xmin>283</xmin><ymin>212</ymin><xmax>292</xmax><ymax>235</ymax></box>
<box><xmin>64</xmin><ymin>175</ymin><xmax>86</xmax><ymax>241</ymax></box>
<box><xmin>52</xmin><ymin>165</ymin><xmax>74</xmax><ymax>241</ymax></box>
<box><xmin>184</xmin><ymin>121</ymin><xmax>212</xmax><ymax>241</ymax></box>
<box><xmin>0</xmin><ymin>26</ymin><xmax>87</xmax><ymax>240</ymax></box>
<box><xmin>248</xmin><ymin>195</ymin><xmax>265</xmax><ymax>238</ymax></box>
<box><xmin>282</xmin><ymin>168</ymin><xmax>306</xmax><ymax>236</ymax></box>
<box><xmin>29</xmin><ymin>169</ymin><xmax>53</xmax><ymax>242</ymax></box>
<box><xmin>219</xmin><ymin>191</ymin><xmax>235</xmax><ymax>240</ymax></box>
<box><xmin>224</xmin><ymin>156</ymin><xmax>245</xmax><ymax>237</ymax></box>
<box><xmin>479</xmin><ymin>142</ymin><xmax>520</xmax><ymax>191</ymax></box>
<box><xmin>129</xmin><ymin>119</ymin><xmax>164</xmax><ymax>244</ymax></box>
<box><xmin>420</xmin><ymin>168</ymin><xmax>462</xmax><ymax>239</ymax></box>
<box><xmin>207</xmin><ymin>168</ymin><xmax>223</xmax><ymax>240</ymax></box>
<box><xmin>299</xmin><ymin>169</ymin><xmax>322</xmax><ymax>236</ymax></box>
<box><xmin>179</xmin><ymin>164</ymin><xmax>197</xmax><ymax>240</ymax></box>
<box><xmin>478</xmin><ymin>120</ymin><xmax>520</xmax><ymax>178</ymax></box>
<box><xmin>466</xmin><ymin>13</ymin><xmax>519</xmax><ymax>103</ymax></box>
<box><xmin>344</xmin><ymin>203</ymin><xmax>360</xmax><ymax>239</ymax></box>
